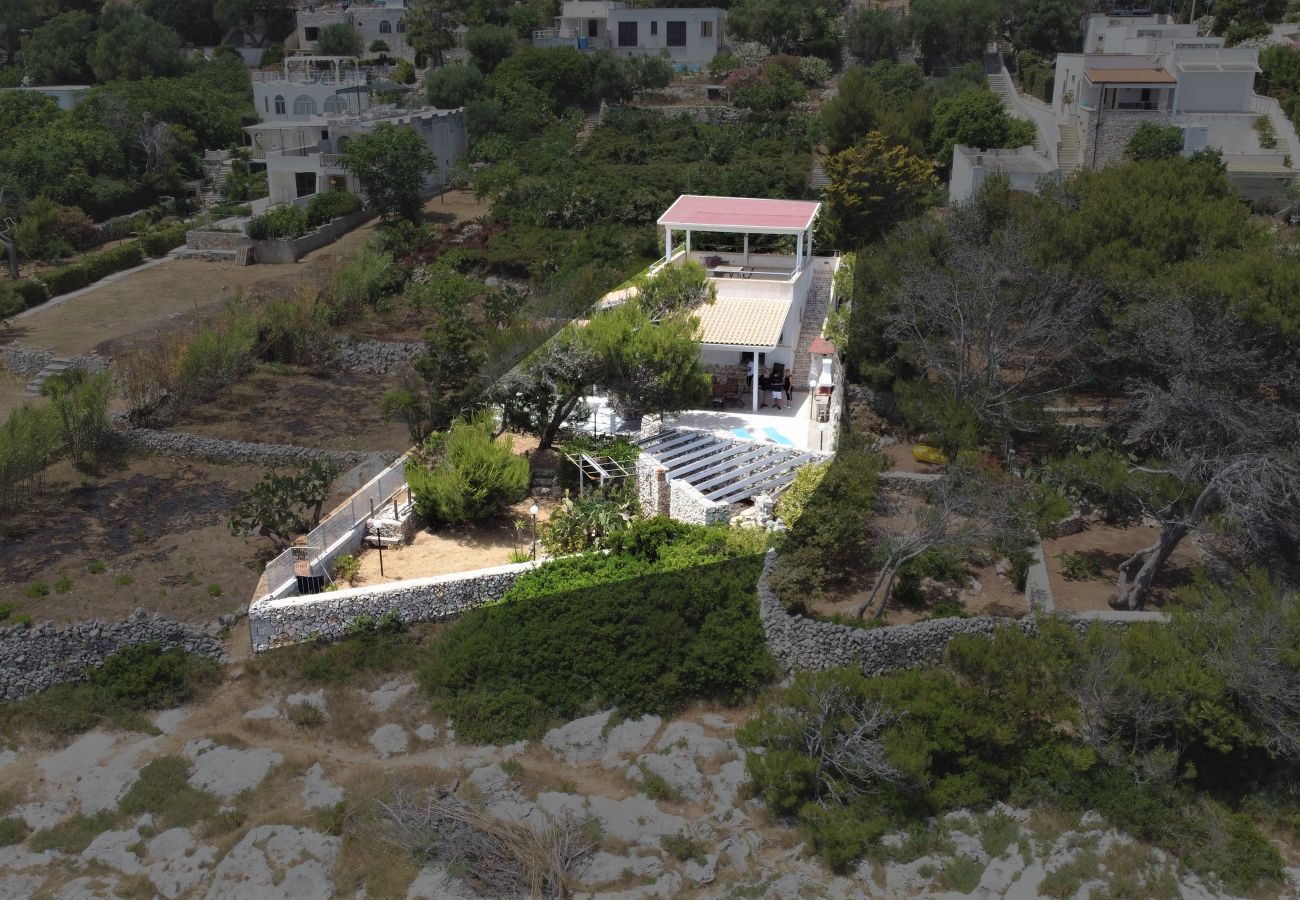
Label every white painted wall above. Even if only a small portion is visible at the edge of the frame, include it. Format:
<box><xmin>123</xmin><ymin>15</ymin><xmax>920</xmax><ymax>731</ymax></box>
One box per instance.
<box><xmin>1176</xmin><ymin>70</ymin><xmax>1253</xmax><ymax>112</ymax></box>
<box><xmin>607</xmin><ymin>7</ymin><xmax>724</xmax><ymax>68</ymax></box>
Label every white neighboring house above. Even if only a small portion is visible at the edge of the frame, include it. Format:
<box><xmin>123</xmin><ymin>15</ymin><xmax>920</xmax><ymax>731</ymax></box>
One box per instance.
<box><xmin>296</xmin><ymin>0</ymin><xmax>414</xmax><ymax>60</ymax></box>
<box><xmin>534</xmin><ymin>1</ymin><xmax>726</xmax><ymax>69</ymax></box>
<box><xmin>948</xmin><ymin>145</ymin><xmax>1057</xmax><ymax>204</ymax></box>
<box><xmin>950</xmin><ymin>14</ymin><xmax>1300</xmax><ymax>203</ymax></box>
<box><xmin>246</xmin><ymin>55</ymin><xmax>467</xmax><ymax>204</ymax></box>
<box><xmin>1</xmin><ymin>84</ymin><xmax>89</xmax><ymax>109</ymax></box>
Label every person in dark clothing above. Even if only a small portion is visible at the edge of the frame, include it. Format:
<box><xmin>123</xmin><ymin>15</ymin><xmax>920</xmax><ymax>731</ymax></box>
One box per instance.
<box><xmin>783</xmin><ymin>371</ymin><xmax>793</xmax><ymax>402</ymax></box>
<box><xmin>758</xmin><ymin>371</ymin><xmax>769</xmax><ymax>407</ymax></box>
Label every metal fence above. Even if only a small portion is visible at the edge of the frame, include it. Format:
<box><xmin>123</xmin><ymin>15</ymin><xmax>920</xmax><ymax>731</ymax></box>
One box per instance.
<box><xmin>262</xmin><ymin>454</ymin><xmax>411</xmax><ymax>598</ymax></box>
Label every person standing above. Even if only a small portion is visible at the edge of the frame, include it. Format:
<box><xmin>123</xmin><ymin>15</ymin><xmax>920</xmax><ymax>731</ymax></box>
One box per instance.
<box><xmin>757</xmin><ymin>369</ymin><xmax>769</xmax><ymax>407</ymax></box>
<box><xmin>769</xmin><ymin>369</ymin><xmax>783</xmax><ymax>410</ymax></box>
<box><xmin>783</xmin><ymin>370</ymin><xmax>793</xmax><ymax>402</ymax></box>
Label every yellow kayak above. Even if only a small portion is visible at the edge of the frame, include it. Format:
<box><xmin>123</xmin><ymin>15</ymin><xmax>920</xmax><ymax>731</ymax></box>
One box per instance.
<box><xmin>913</xmin><ymin>444</ymin><xmax>948</xmax><ymax>466</ymax></box>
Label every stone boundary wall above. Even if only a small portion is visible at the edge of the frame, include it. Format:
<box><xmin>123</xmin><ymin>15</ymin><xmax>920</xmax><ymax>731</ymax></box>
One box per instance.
<box><xmin>334</xmin><ymin>339</ymin><xmax>426</xmax><ymax>375</ymax></box>
<box><xmin>640</xmin><ymin>105</ymin><xmax>749</xmax><ymax>126</ymax></box>
<box><xmin>756</xmin><ymin>550</ymin><xmax>1164</xmax><ymax>675</ymax></box>
<box><xmin>114</xmin><ymin>426</ymin><xmax>381</xmax><ymax>470</ymax></box>
<box><xmin>669</xmin><ymin>477</ymin><xmax>730</xmax><ymax>526</ymax></box>
<box><xmin>249</xmin><ymin>560</ymin><xmax>536</xmax><ymax>651</ymax></box>
<box><xmin>185</xmin><ymin>230</ymin><xmax>250</xmax><ymax>253</ymax></box>
<box><xmin>0</xmin><ymin>348</ymin><xmax>111</xmax><ymax>378</ymax></box>
<box><xmin>251</xmin><ymin>210</ymin><xmax>373</xmax><ymax>264</ymax></box>
<box><xmin>0</xmin><ymin>610</ymin><xmax>228</xmax><ymax>702</ymax></box>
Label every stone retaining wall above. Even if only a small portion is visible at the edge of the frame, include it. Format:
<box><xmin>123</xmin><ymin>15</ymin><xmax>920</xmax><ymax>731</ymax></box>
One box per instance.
<box><xmin>0</xmin><ymin>610</ymin><xmax>228</xmax><ymax>702</ymax></box>
<box><xmin>115</xmin><ymin>427</ymin><xmax>381</xmax><ymax>470</ymax></box>
<box><xmin>184</xmin><ymin>230</ymin><xmax>251</xmax><ymax>253</ymax></box>
<box><xmin>0</xmin><ymin>348</ymin><xmax>110</xmax><ymax>378</ymax></box>
<box><xmin>669</xmin><ymin>478</ymin><xmax>730</xmax><ymax>526</ymax></box>
<box><xmin>251</xmin><ymin>210</ymin><xmax>372</xmax><ymax>264</ymax></box>
<box><xmin>249</xmin><ymin>560</ymin><xmax>535</xmax><ymax>651</ymax></box>
<box><xmin>756</xmin><ymin>550</ymin><xmax>1161</xmax><ymax>675</ymax></box>
<box><xmin>334</xmin><ymin>339</ymin><xmax>426</xmax><ymax>375</ymax></box>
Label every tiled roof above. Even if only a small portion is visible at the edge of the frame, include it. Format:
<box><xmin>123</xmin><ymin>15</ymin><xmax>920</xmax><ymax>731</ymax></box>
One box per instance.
<box><xmin>695</xmin><ymin>296</ymin><xmax>791</xmax><ymax>347</ymax></box>
<box><xmin>1084</xmin><ymin>67</ymin><xmax>1175</xmax><ymax>83</ymax></box>
<box><xmin>658</xmin><ymin>195</ymin><xmax>820</xmax><ymax>232</ymax></box>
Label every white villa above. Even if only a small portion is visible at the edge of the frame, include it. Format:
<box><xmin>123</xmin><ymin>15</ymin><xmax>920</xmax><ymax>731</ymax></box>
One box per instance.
<box><xmin>534</xmin><ymin>1</ymin><xmax>726</xmax><ymax>69</ymax></box>
<box><xmin>295</xmin><ymin>0</ymin><xmax>414</xmax><ymax>60</ymax></box>
<box><xmin>246</xmin><ymin>55</ymin><xmax>466</xmax><ymax>203</ymax></box>
<box><xmin>951</xmin><ymin>13</ymin><xmax>1300</xmax><ymax>203</ymax></box>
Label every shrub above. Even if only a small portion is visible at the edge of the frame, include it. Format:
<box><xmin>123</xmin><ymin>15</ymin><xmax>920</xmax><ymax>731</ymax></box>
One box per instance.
<box><xmin>540</xmin><ymin>490</ymin><xmax>637</xmax><ymax>554</ymax></box>
<box><xmin>421</xmin><ymin>524</ymin><xmax>770</xmax><ymax>743</ymax></box>
<box><xmin>1028</xmin><ymin>482</ymin><xmax>1073</xmax><ymax>535</ymax></box>
<box><xmin>661</xmin><ymin>831</ymin><xmax>706</xmax><ymax>863</ymax></box>
<box><xmin>206</xmin><ymin>583</ymin><xmax>223</xmax><ymax>597</ymax></box>
<box><xmin>1055</xmin><ymin>550</ymin><xmax>1103</xmax><ymax>581</ymax></box>
<box><xmin>40</xmin><ymin>264</ymin><xmax>91</xmax><ymax>296</ymax></box>
<box><xmin>1127</xmin><ymin>122</ymin><xmax>1184</xmax><ymax>160</ymax></box>
<box><xmin>769</xmin><ymin>433</ymin><xmax>884</xmax><ymax>610</ymax></box>
<box><xmin>24</xmin><ymin>579</ymin><xmax>48</xmax><ymax>598</ymax></box>
<box><xmin>405</xmin><ymin>416</ymin><xmax>530</xmax><ymax>527</ymax></box>
<box><xmin>28</xmin><ymin>811</ymin><xmax>117</xmax><ymax>854</ymax></box>
<box><xmin>14</xmin><ymin>196</ymin><xmax>98</xmax><ymax>261</ymax></box>
<box><xmin>774</xmin><ymin>459</ymin><xmax>829</xmax><ymax>528</ymax></box>
<box><xmin>12</xmin><ymin>279</ymin><xmax>47</xmax><ymax>309</ymax></box>
<box><xmin>332</xmin><ymin>554</ymin><xmax>361</xmax><ymax>586</ymax></box>
<box><xmin>305</xmin><ymin>190</ymin><xmax>363</xmax><ymax>228</ymax></box>
<box><xmin>247</xmin><ymin>204</ymin><xmax>310</xmax><ymax>240</ymax></box>
<box><xmin>287</xmin><ymin>700</ymin><xmax>325</xmax><ymax>727</ymax></box>
<box><xmin>137</xmin><ymin>223</ymin><xmax>189</xmax><ymax>257</ymax></box>
<box><xmin>290</xmin><ymin>611</ymin><xmax>417</xmax><ymax>683</ymax></box>
<box><xmin>0</xmin><ymin>816</ymin><xmax>27</xmax><ymax>846</ymax></box>
<box><xmin>80</xmin><ymin>243</ymin><xmax>144</xmax><ymax>281</ymax></box>
<box><xmin>118</xmin><ymin>756</ymin><xmax>218</xmax><ymax>828</ymax></box>
<box><xmin>54</xmin><ymin>577</ymin><xmax>72</xmax><ymax>593</ymax></box>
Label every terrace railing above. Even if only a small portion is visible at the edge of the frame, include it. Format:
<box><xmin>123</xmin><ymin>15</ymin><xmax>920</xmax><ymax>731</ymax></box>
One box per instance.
<box><xmin>261</xmin><ymin>453</ymin><xmax>412</xmax><ymax>599</ymax></box>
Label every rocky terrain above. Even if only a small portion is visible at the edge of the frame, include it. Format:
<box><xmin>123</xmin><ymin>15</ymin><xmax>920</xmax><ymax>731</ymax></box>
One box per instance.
<box><xmin>3</xmin><ymin>662</ymin><xmax>1297</xmax><ymax>900</ymax></box>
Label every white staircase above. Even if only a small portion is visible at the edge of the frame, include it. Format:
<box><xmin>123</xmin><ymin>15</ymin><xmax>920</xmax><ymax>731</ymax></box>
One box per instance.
<box><xmin>200</xmin><ymin>153</ymin><xmax>234</xmax><ymax>209</ymax></box>
<box><xmin>1059</xmin><ymin>121</ymin><xmax>1082</xmax><ymax>175</ymax></box>
<box><xmin>791</xmin><ymin>261</ymin><xmax>836</xmax><ymax>386</ymax></box>
<box><xmin>810</xmin><ymin>156</ymin><xmax>829</xmax><ymax>191</ymax></box>
<box><xmin>987</xmin><ymin>69</ymin><xmax>1048</xmax><ymax>156</ymax></box>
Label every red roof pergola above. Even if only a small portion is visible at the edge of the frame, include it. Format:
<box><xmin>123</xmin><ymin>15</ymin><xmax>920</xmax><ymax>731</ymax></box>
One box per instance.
<box><xmin>658</xmin><ymin>195</ymin><xmax>821</xmax><ymax>235</ymax></box>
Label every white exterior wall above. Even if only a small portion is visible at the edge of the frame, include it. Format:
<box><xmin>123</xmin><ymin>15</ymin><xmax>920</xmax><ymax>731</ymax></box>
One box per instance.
<box><xmin>607</xmin><ymin>7</ymin><xmax>724</xmax><ymax>67</ymax></box>
<box><xmin>254</xmin><ymin>108</ymin><xmax>467</xmax><ymax>204</ymax></box>
<box><xmin>1176</xmin><ymin>69</ymin><xmax>1254</xmax><ymax>112</ymax></box>
<box><xmin>252</xmin><ymin>80</ymin><xmax>369</xmax><ymax>122</ymax></box>
<box><xmin>297</xmin><ymin>3</ymin><xmax>413</xmax><ymax>59</ymax></box>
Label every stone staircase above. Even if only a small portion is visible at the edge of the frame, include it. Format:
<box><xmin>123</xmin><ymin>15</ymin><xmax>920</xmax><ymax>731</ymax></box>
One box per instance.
<box><xmin>791</xmin><ymin>261</ymin><xmax>836</xmax><ymax>386</ymax></box>
<box><xmin>1059</xmin><ymin>121</ymin><xmax>1082</xmax><ymax>174</ymax></box>
<box><xmin>987</xmin><ymin>69</ymin><xmax>1047</xmax><ymax>156</ymax></box>
<box><xmin>200</xmin><ymin>153</ymin><xmax>234</xmax><ymax>209</ymax></box>
<box><xmin>23</xmin><ymin>357</ymin><xmax>73</xmax><ymax>397</ymax></box>
<box><xmin>809</xmin><ymin>155</ymin><xmax>829</xmax><ymax>191</ymax></box>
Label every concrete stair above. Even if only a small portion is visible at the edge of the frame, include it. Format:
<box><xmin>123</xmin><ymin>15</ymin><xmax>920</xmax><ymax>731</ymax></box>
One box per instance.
<box><xmin>1059</xmin><ymin>121</ymin><xmax>1082</xmax><ymax>174</ymax></box>
<box><xmin>810</xmin><ymin>156</ymin><xmax>829</xmax><ymax>191</ymax></box>
<box><xmin>987</xmin><ymin>70</ymin><xmax>1047</xmax><ymax>156</ymax></box>
<box><xmin>791</xmin><ymin>261</ymin><xmax>836</xmax><ymax>387</ymax></box>
<box><xmin>23</xmin><ymin>357</ymin><xmax>73</xmax><ymax>396</ymax></box>
<box><xmin>200</xmin><ymin>156</ymin><xmax>234</xmax><ymax>209</ymax></box>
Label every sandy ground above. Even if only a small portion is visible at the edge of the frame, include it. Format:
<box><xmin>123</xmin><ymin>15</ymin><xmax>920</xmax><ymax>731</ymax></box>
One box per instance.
<box><xmin>352</xmin><ymin>496</ymin><xmax>562</xmax><ymax>585</ymax></box>
<box><xmin>882</xmin><ymin>440</ymin><xmax>946</xmax><ymax>474</ymax></box>
<box><xmin>169</xmin><ymin>368</ymin><xmax>414</xmax><ymax>456</ymax></box>
<box><xmin>1044</xmin><ymin>521</ymin><xmax>1201</xmax><ymax>612</ymax></box>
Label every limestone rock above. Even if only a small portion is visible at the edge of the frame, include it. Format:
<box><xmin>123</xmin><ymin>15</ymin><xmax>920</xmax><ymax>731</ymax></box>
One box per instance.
<box><xmin>203</xmin><ymin>826</ymin><xmax>339</xmax><ymax>900</ymax></box>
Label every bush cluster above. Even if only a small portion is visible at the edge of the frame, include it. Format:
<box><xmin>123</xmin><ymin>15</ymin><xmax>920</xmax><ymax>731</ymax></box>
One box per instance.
<box><xmin>741</xmin><ymin>574</ymin><xmax>1299</xmax><ymax>892</ymax></box>
<box><xmin>405</xmin><ymin>416</ymin><xmax>530</xmax><ymax>527</ymax></box>
<box><xmin>247</xmin><ymin>204</ymin><xmax>310</xmax><ymax>240</ymax></box>
<box><xmin>305</xmin><ymin>190</ymin><xmax>363</xmax><ymax>228</ymax></box>
<box><xmin>421</xmin><ymin>517</ymin><xmax>771</xmax><ymax>743</ymax></box>
<box><xmin>769</xmin><ymin>431</ymin><xmax>885</xmax><ymax>610</ymax></box>
<box><xmin>0</xmin><ymin>642</ymin><xmax>220</xmax><ymax>740</ymax></box>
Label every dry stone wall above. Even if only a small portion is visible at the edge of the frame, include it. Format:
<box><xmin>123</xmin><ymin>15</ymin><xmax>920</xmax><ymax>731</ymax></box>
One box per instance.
<box><xmin>0</xmin><ymin>610</ymin><xmax>227</xmax><ymax>701</ymax></box>
<box><xmin>249</xmin><ymin>561</ymin><xmax>535</xmax><ymax>651</ymax></box>
<box><xmin>114</xmin><ymin>427</ymin><xmax>381</xmax><ymax>470</ymax></box>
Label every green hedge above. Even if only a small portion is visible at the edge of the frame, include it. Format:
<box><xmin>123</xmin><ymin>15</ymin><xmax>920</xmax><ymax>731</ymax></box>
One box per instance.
<box><xmin>246</xmin><ymin>205</ymin><xmax>310</xmax><ymax>240</ymax></box>
<box><xmin>305</xmin><ymin>191</ymin><xmax>363</xmax><ymax>228</ymax></box>
<box><xmin>420</xmin><ymin>519</ymin><xmax>771</xmax><ymax>743</ymax></box>
<box><xmin>9</xmin><ymin>224</ymin><xmax>190</xmax><ymax>315</ymax></box>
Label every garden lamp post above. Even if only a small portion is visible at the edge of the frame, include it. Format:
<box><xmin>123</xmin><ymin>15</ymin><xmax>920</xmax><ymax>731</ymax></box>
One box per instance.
<box><xmin>529</xmin><ymin>503</ymin><xmax>539</xmax><ymax>560</ymax></box>
<box><xmin>818</xmin><ymin>422</ymin><xmax>828</xmax><ymax>452</ymax></box>
<box><xmin>807</xmin><ymin>377</ymin><xmax>817</xmax><ymax>419</ymax></box>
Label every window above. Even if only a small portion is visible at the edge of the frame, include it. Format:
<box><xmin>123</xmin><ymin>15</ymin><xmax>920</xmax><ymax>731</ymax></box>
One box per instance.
<box><xmin>274</xmin><ymin>94</ymin><xmax>286</xmax><ymax>115</ymax></box>
<box><xmin>666</xmin><ymin>20</ymin><xmax>686</xmax><ymax>47</ymax></box>
<box><xmin>305</xmin><ymin>26</ymin><xmax>319</xmax><ymax>40</ymax></box>
<box><xmin>324</xmin><ymin>94</ymin><xmax>347</xmax><ymax>114</ymax></box>
<box><xmin>396</xmin><ymin>18</ymin><xmax>405</xmax><ymax>32</ymax></box>
<box><xmin>618</xmin><ymin>20</ymin><xmax>637</xmax><ymax>47</ymax></box>
<box><xmin>379</xmin><ymin>19</ymin><xmax>392</xmax><ymax>33</ymax></box>
<box><xmin>650</xmin><ymin>20</ymin><xmax>657</xmax><ymax>35</ymax></box>
<box><xmin>587</xmin><ymin>18</ymin><xmax>598</xmax><ymax>36</ymax></box>
<box><xmin>264</xmin><ymin>97</ymin><xmax>269</xmax><ymax>113</ymax></box>
<box><xmin>295</xmin><ymin>171</ymin><xmax>317</xmax><ymax>198</ymax></box>
<box><xmin>701</xmin><ymin>20</ymin><xmax>712</xmax><ymax>38</ymax></box>
<box><xmin>293</xmin><ymin>95</ymin><xmax>317</xmax><ymax>115</ymax></box>
<box><xmin>321</xmin><ymin>128</ymin><xmax>329</xmax><ymax>140</ymax></box>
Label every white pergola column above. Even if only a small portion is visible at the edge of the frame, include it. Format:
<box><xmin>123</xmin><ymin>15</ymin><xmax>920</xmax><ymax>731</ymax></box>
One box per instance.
<box><xmin>664</xmin><ymin>225</ymin><xmax>672</xmax><ymax>260</ymax></box>
<box><xmin>685</xmin><ymin>229</ymin><xmax>691</xmax><ymax>256</ymax></box>
<box><xmin>751</xmin><ymin>353</ymin><xmax>759</xmax><ymax>411</ymax></box>
<box><xmin>795</xmin><ymin>230</ymin><xmax>803</xmax><ymax>272</ymax></box>
<box><xmin>806</xmin><ymin>227</ymin><xmax>813</xmax><ymax>260</ymax></box>
<box><xmin>743</xmin><ymin>233</ymin><xmax>749</xmax><ymax>265</ymax></box>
